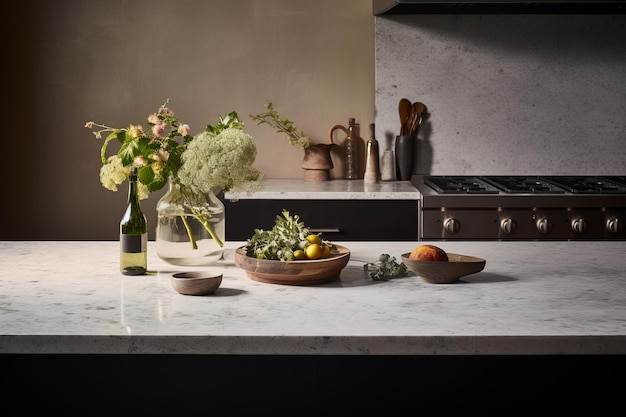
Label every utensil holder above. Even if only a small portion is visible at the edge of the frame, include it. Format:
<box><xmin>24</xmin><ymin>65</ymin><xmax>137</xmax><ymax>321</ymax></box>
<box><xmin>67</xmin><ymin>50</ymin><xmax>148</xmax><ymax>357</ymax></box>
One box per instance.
<box><xmin>395</xmin><ymin>135</ymin><xmax>415</xmax><ymax>181</ymax></box>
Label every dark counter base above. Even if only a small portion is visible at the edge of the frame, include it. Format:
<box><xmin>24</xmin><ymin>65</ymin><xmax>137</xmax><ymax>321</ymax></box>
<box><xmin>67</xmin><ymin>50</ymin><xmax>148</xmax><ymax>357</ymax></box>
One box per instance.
<box><xmin>4</xmin><ymin>354</ymin><xmax>624</xmax><ymax>415</ymax></box>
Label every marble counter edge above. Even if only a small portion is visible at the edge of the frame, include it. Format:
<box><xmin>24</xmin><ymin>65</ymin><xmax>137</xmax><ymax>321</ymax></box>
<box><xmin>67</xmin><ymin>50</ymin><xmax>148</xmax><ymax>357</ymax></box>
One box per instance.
<box><xmin>2</xmin><ymin>335</ymin><xmax>625</xmax><ymax>355</ymax></box>
<box><xmin>224</xmin><ymin>179</ymin><xmax>421</xmax><ymax>200</ymax></box>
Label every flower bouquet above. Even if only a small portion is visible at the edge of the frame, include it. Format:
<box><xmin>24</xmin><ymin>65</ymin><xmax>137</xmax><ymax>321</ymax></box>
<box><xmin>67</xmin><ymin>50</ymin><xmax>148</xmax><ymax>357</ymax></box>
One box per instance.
<box><xmin>85</xmin><ymin>99</ymin><xmax>264</xmax><ymax>264</ymax></box>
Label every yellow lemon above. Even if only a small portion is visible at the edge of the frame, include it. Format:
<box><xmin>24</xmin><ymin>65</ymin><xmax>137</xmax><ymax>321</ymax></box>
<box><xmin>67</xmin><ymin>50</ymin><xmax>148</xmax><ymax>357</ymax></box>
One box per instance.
<box><xmin>305</xmin><ymin>243</ymin><xmax>323</xmax><ymax>259</ymax></box>
<box><xmin>293</xmin><ymin>249</ymin><xmax>306</xmax><ymax>260</ymax></box>
<box><xmin>306</xmin><ymin>234</ymin><xmax>322</xmax><ymax>245</ymax></box>
<box><xmin>321</xmin><ymin>244</ymin><xmax>331</xmax><ymax>258</ymax></box>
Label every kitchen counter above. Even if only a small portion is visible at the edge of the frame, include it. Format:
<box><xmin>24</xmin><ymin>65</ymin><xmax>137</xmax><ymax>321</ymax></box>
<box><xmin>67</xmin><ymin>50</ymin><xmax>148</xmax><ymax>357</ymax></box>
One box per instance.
<box><xmin>2</xmin><ymin>240</ymin><xmax>625</xmax><ymax>355</ymax></box>
<box><xmin>224</xmin><ymin>178</ymin><xmax>421</xmax><ymax>200</ymax></box>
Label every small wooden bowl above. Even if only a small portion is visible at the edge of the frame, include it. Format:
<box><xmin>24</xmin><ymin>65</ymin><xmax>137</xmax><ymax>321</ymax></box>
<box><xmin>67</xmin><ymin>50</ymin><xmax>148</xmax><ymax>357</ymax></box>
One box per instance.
<box><xmin>234</xmin><ymin>244</ymin><xmax>350</xmax><ymax>285</ymax></box>
<box><xmin>401</xmin><ymin>253</ymin><xmax>486</xmax><ymax>284</ymax></box>
<box><xmin>171</xmin><ymin>271</ymin><xmax>222</xmax><ymax>295</ymax></box>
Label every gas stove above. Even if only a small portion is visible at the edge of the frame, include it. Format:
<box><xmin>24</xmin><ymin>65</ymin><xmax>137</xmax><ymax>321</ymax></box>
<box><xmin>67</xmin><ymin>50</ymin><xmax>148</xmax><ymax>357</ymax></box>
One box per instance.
<box><xmin>413</xmin><ymin>175</ymin><xmax>626</xmax><ymax>241</ymax></box>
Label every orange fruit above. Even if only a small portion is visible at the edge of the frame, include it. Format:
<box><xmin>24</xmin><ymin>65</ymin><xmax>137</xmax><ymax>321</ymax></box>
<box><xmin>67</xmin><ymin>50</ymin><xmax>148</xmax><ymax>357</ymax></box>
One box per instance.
<box><xmin>409</xmin><ymin>244</ymin><xmax>448</xmax><ymax>262</ymax></box>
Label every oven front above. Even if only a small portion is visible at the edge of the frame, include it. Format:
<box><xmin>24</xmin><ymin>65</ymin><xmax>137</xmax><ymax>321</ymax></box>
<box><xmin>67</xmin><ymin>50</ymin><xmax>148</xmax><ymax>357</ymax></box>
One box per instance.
<box><xmin>413</xmin><ymin>176</ymin><xmax>626</xmax><ymax>241</ymax></box>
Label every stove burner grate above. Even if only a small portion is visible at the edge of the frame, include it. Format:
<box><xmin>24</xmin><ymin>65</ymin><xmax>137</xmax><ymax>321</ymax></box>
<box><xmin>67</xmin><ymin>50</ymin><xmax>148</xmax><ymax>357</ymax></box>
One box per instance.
<box><xmin>482</xmin><ymin>176</ymin><xmax>565</xmax><ymax>194</ymax></box>
<box><xmin>424</xmin><ymin>176</ymin><xmax>499</xmax><ymax>194</ymax></box>
<box><xmin>543</xmin><ymin>176</ymin><xmax>626</xmax><ymax>194</ymax></box>
<box><xmin>603</xmin><ymin>176</ymin><xmax>626</xmax><ymax>187</ymax></box>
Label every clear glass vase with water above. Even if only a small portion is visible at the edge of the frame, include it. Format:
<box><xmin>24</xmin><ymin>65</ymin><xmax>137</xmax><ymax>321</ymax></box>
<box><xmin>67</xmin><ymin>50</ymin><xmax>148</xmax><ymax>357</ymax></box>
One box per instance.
<box><xmin>156</xmin><ymin>179</ymin><xmax>225</xmax><ymax>266</ymax></box>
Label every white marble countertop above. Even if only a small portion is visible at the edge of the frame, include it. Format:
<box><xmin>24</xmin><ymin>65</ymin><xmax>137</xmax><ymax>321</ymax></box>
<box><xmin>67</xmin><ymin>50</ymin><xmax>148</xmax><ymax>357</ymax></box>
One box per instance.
<box><xmin>1</xmin><ymin>240</ymin><xmax>625</xmax><ymax>355</ymax></box>
<box><xmin>224</xmin><ymin>179</ymin><xmax>420</xmax><ymax>200</ymax></box>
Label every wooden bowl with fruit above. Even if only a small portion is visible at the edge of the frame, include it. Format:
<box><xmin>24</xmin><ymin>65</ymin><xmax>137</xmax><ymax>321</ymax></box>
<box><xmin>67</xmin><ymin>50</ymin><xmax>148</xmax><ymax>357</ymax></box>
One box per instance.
<box><xmin>234</xmin><ymin>210</ymin><xmax>350</xmax><ymax>285</ymax></box>
<box><xmin>401</xmin><ymin>244</ymin><xmax>486</xmax><ymax>284</ymax></box>
<box><xmin>235</xmin><ymin>244</ymin><xmax>350</xmax><ymax>285</ymax></box>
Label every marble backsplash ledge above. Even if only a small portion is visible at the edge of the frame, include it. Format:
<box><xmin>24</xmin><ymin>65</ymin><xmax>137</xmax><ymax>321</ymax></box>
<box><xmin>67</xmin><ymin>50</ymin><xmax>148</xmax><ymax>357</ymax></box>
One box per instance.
<box><xmin>375</xmin><ymin>14</ymin><xmax>626</xmax><ymax>176</ymax></box>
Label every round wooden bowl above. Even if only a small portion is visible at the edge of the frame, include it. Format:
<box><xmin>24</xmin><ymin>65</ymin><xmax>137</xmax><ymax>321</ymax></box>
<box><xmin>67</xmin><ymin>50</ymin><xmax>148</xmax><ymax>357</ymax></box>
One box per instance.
<box><xmin>401</xmin><ymin>252</ymin><xmax>486</xmax><ymax>284</ymax></box>
<box><xmin>171</xmin><ymin>271</ymin><xmax>222</xmax><ymax>295</ymax></box>
<box><xmin>234</xmin><ymin>244</ymin><xmax>351</xmax><ymax>285</ymax></box>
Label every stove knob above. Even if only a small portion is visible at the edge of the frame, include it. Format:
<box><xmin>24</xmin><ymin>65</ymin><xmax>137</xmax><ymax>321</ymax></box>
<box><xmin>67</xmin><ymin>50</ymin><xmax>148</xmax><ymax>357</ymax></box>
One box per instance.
<box><xmin>571</xmin><ymin>217</ymin><xmax>587</xmax><ymax>234</ymax></box>
<box><xmin>536</xmin><ymin>217</ymin><xmax>552</xmax><ymax>235</ymax></box>
<box><xmin>606</xmin><ymin>216</ymin><xmax>623</xmax><ymax>234</ymax></box>
<box><xmin>500</xmin><ymin>217</ymin><xmax>517</xmax><ymax>235</ymax></box>
<box><xmin>443</xmin><ymin>217</ymin><xmax>460</xmax><ymax>235</ymax></box>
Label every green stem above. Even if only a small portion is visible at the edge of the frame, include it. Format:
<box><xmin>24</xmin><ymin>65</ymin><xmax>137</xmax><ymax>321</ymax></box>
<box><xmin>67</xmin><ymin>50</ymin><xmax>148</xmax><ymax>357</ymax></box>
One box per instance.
<box><xmin>174</xmin><ymin>182</ymin><xmax>224</xmax><ymax>249</ymax></box>
<box><xmin>193</xmin><ymin>209</ymin><xmax>224</xmax><ymax>248</ymax></box>
<box><xmin>180</xmin><ymin>215</ymin><xmax>198</xmax><ymax>250</ymax></box>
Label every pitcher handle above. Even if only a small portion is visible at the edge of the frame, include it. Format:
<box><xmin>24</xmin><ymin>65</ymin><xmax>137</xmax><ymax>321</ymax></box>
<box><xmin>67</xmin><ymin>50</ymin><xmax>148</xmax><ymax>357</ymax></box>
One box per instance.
<box><xmin>328</xmin><ymin>124</ymin><xmax>348</xmax><ymax>144</ymax></box>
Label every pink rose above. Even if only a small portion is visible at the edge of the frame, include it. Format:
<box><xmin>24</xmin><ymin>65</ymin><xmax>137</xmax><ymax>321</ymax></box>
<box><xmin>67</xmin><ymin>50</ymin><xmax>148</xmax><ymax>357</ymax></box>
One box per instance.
<box><xmin>152</xmin><ymin>124</ymin><xmax>165</xmax><ymax>137</ymax></box>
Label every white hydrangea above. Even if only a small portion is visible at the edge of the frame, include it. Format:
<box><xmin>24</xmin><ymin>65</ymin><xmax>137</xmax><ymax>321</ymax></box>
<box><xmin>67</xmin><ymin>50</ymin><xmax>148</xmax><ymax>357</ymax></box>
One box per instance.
<box><xmin>99</xmin><ymin>155</ymin><xmax>149</xmax><ymax>200</ymax></box>
<box><xmin>177</xmin><ymin>128</ymin><xmax>263</xmax><ymax>196</ymax></box>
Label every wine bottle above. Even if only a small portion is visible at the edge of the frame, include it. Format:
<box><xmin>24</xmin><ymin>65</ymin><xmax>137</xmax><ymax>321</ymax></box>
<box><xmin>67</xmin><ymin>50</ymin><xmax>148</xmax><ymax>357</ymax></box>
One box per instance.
<box><xmin>120</xmin><ymin>167</ymin><xmax>147</xmax><ymax>275</ymax></box>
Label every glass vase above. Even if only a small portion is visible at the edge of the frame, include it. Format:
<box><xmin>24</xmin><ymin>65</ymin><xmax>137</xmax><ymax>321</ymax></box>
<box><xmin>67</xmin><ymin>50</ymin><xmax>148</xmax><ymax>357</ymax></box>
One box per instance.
<box><xmin>156</xmin><ymin>179</ymin><xmax>225</xmax><ymax>266</ymax></box>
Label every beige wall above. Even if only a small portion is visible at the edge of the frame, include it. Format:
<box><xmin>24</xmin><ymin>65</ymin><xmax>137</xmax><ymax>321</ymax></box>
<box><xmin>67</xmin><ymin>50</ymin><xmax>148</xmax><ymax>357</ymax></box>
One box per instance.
<box><xmin>5</xmin><ymin>0</ymin><xmax>375</xmax><ymax>240</ymax></box>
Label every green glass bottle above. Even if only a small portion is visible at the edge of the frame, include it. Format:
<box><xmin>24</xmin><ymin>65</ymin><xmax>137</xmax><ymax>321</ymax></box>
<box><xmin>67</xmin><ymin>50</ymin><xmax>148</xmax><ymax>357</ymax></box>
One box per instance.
<box><xmin>120</xmin><ymin>168</ymin><xmax>147</xmax><ymax>275</ymax></box>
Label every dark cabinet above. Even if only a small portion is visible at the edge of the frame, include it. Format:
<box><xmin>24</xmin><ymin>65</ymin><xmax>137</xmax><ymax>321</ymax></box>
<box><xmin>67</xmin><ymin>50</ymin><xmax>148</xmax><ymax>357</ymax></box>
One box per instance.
<box><xmin>222</xmin><ymin>198</ymin><xmax>419</xmax><ymax>241</ymax></box>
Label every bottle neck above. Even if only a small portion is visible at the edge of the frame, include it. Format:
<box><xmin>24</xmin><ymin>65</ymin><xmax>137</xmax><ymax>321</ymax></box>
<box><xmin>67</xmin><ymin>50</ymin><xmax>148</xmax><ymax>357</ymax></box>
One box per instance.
<box><xmin>347</xmin><ymin>118</ymin><xmax>356</xmax><ymax>140</ymax></box>
<box><xmin>127</xmin><ymin>170</ymin><xmax>141</xmax><ymax>207</ymax></box>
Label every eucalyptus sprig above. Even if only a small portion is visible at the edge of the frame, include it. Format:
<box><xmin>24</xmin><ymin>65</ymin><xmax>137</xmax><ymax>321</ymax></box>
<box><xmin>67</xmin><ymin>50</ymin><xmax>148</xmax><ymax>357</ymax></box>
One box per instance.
<box><xmin>250</xmin><ymin>101</ymin><xmax>313</xmax><ymax>149</ymax></box>
<box><xmin>364</xmin><ymin>254</ymin><xmax>408</xmax><ymax>281</ymax></box>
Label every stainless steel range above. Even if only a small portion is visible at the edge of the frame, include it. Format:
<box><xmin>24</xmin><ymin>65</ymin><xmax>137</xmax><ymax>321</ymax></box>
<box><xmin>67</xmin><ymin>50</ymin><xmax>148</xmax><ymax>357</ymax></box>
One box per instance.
<box><xmin>412</xmin><ymin>175</ymin><xmax>626</xmax><ymax>241</ymax></box>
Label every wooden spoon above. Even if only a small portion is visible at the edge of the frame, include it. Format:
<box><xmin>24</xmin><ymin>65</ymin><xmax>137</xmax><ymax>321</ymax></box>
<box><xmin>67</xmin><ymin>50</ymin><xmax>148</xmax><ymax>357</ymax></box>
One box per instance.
<box><xmin>398</xmin><ymin>98</ymin><xmax>412</xmax><ymax>135</ymax></box>
<box><xmin>412</xmin><ymin>102</ymin><xmax>425</xmax><ymax>119</ymax></box>
<box><xmin>408</xmin><ymin>102</ymin><xmax>426</xmax><ymax>135</ymax></box>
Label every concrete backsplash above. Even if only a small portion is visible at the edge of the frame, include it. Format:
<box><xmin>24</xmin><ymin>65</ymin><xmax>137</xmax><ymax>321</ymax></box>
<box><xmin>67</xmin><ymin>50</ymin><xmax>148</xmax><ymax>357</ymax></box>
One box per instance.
<box><xmin>375</xmin><ymin>14</ymin><xmax>626</xmax><ymax>176</ymax></box>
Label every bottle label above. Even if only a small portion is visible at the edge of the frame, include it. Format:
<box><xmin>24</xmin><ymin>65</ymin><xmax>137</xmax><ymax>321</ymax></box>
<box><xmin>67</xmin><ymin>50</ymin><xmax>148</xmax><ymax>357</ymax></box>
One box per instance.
<box><xmin>121</xmin><ymin>234</ymin><xmax>147</xmax><ymax>253</ymax></box>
